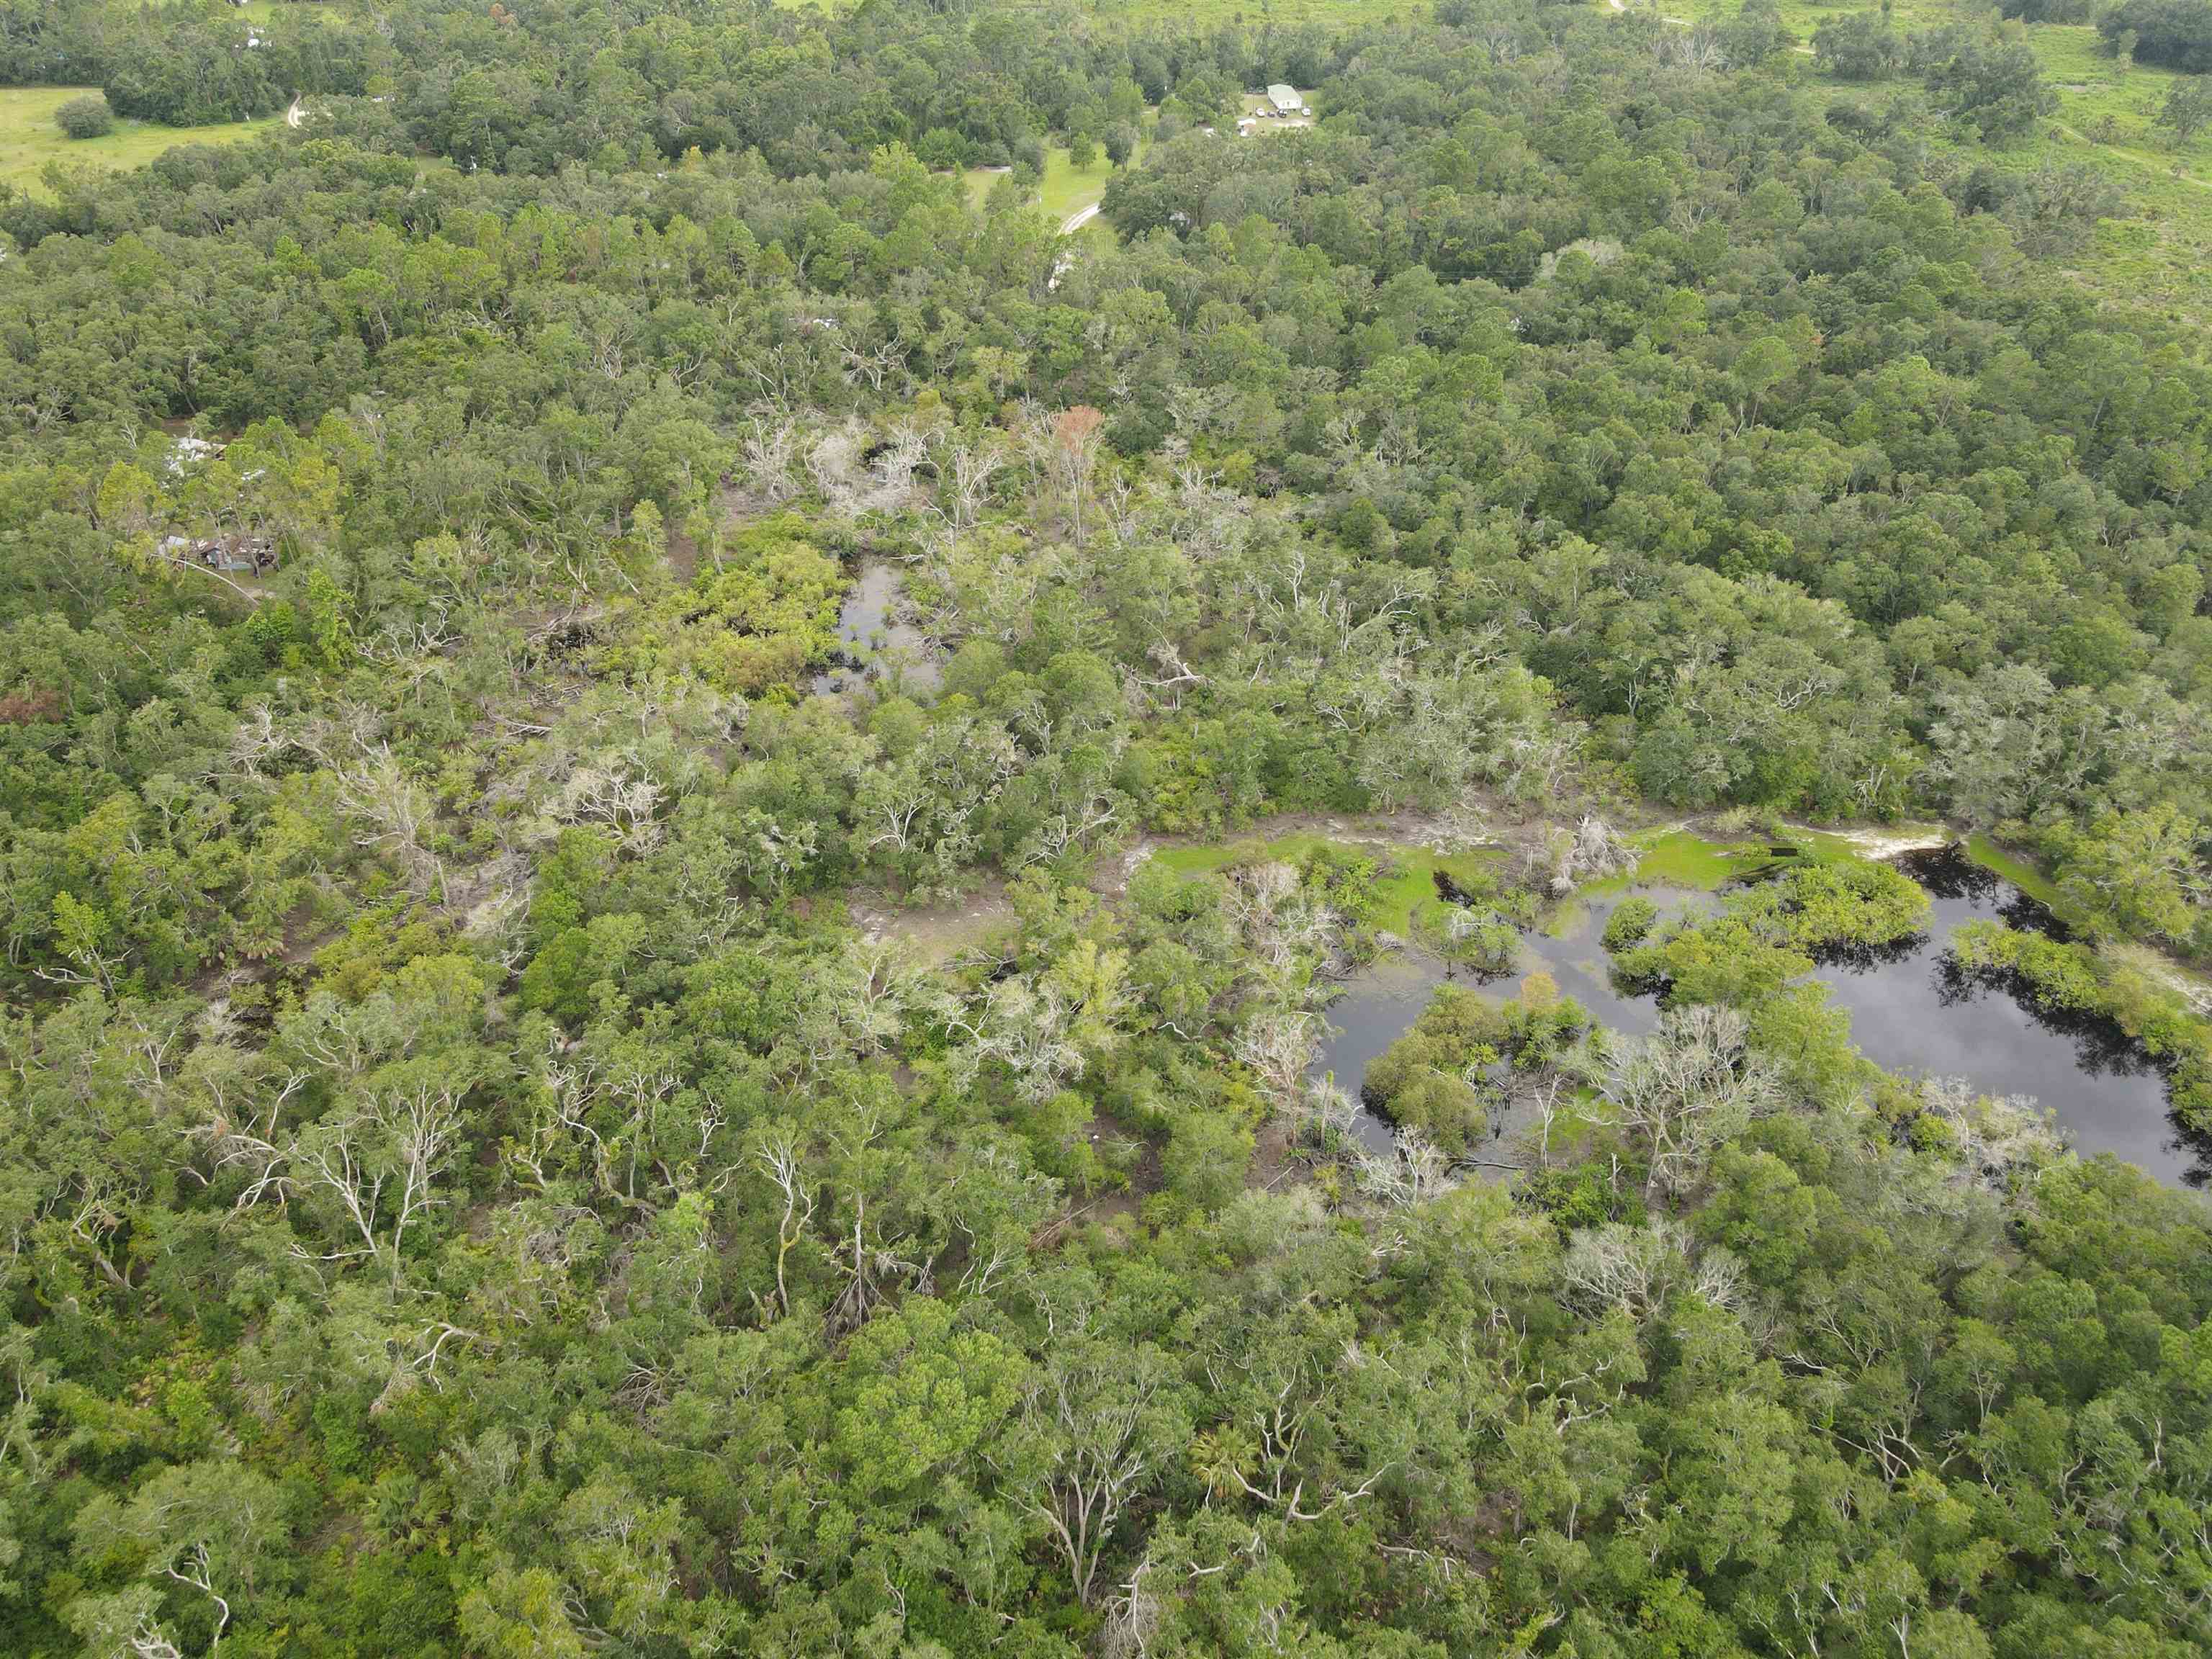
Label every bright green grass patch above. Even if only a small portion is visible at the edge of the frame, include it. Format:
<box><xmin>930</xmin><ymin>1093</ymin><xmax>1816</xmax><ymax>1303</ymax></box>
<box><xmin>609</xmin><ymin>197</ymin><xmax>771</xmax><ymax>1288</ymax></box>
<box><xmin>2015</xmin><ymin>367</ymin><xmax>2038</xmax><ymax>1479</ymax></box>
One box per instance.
<box><xmin>1614</xmin><ymin>824</ymin><xmax>1865</xmax><ymax>896</ymax></box>
<box><xmin>1965</xmin><ymin>832</ymin><xmax>2064</xmax><ymax>908</ymax></box>
<box><xmin>961</xmin><ymin>165</ymin><xmax>1010</xmax><ymax>210</ymax></box>
<box><xmin>1547</xmin><ymin>824</ymin><xmax>1869</xmax><ymax>936</ymax></box>
<box><xmin>961</xmin><ymin>138</ymin><xmax>1151</xmax><ymax>228</ymax></box>
<box><xmin>1629</xmin><ymin>829</ymin><xmax>1768</xmax><ymax>891</ymax></box>
<box><xmin>1787</xmin><ymin>827</ymin><xmax>1887</xmax><ymax>865</ymax></box>
<box><xmin>0</xmin><ymin>86</ymin><xmax>278</xmax><ymax>196</ymax></box>
<box><xmin>1756</xmin><ymin>0</ymin><xmax>1954</xmax><ymax>42</ymax></box>
<box><xmin>1040</xmin><ymin>145</ymin><xmax>1118</xmax><ymax>225</ymax></box>
<box><xmin>1151</xmin><ymin>832</ymin><xmax>1499</xmax><ymax>936</ymax></box>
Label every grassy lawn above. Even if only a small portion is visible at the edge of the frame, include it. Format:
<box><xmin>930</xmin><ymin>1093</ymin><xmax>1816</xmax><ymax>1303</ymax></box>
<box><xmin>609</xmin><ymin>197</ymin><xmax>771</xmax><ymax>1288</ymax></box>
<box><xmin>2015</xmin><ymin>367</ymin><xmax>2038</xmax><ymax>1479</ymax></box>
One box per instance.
<box><xmin>2022</xmin><ymin>27</ymin><xmax>2212</xmax><ymax>320</ymax></box>
<box><xmin>962</xmin><ymin>136</ymin><xmax>1153</xmax><ymax>229</ymax></box>
<box><xmin>1154</xmin><ymin>824</ymin><xmax>1895</xmax><ymax>948</ymax></box>
<box><xmin>962</xmin><ymin>165</ymin><xmax>1012</xmax><ymax>210</ymax></box>
<box><xmin>1624</xmin><ymin>829</ymin><xmax>1753</xmax><ymax>891</ymax></box>
<box><xmin>0</xmin><ymin>87</ymin><xmax>278</xmax><ymax>196</ymax></box>
<box><xmin>1040</xmin><ymin>145</ymin><xmax>1118</xmax><ymax>225</ymax></box>
<box><xmin>1609</xmin><ymin>827</ymin><xmax>1809</xmax><ymax>892</ymax></box>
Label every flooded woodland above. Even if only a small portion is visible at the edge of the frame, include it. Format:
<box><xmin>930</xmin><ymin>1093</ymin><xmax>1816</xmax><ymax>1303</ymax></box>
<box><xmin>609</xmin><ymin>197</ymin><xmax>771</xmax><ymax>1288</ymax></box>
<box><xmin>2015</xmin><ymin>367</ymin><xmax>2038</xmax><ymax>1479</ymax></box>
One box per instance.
<box><xmin>811</xmin><ymin>557</ymin><xmax>941</xmax><ymax>697</ymax></box>
<box><xmin>1311</xmin><ymin>840</ymin><xmax>2210</xmax><ymax>1188</ymax></box>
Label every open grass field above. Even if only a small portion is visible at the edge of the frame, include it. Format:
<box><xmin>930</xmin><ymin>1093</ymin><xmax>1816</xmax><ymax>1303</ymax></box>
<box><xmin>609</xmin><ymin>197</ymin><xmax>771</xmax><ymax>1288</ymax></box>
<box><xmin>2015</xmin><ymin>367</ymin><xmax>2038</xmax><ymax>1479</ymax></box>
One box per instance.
<box><xmin>1039</xmin><ymin>143</ymin><xmax>1119</xmax><ymax>222</ymax></box>
<box><xmin>0</xmin><ymin>86</ymin><xmax>278</xmax><ymax>196</ymax></box>
<box><xmin>961</xmin><ymin>137</ymin><xmax>1151</xmax><ymax>228</ymax></box>
<box><xmin>2002</xmin><ymin>27</ymin><xmax>2212</xmax><ymax>320</ymax></box>
<box><xmin>1609</xmin><ymin>0</ymin><xmax>2212</xmax><ymax>317</ymax></box>
<box><xmin>963</xmin><ymin>164</ymin><xmax>1012</xmax><ymax>209</ymax></box>
<box><xmin>1620</xmin><ymin>828</ymin><xmax>1773</xmax><ymax>891</ymax></box>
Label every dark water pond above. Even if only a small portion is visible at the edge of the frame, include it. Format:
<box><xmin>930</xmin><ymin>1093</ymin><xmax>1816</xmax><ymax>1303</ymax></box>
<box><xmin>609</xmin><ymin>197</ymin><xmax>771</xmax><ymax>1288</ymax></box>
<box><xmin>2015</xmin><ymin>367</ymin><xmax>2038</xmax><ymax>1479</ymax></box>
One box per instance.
<box><xmin>1518</xmin><ymin>886</ymin><xmax>1706</xmax><ymax>1039</ymax></box>
<box><xmin>811</xmin><ymin>561</ymin><xmax>942</xmax><ymax>696</ymax></box>
<box><xmin>1308</xmin><ymin>848</ymin><xmax>2209</xmax><ymax>1187</ymax></box>
<box><xmin>1810</xmin><ymin>848</ymin><xmax>2204</xmax><ymax>1188</ymax></box>
<box><xmin>1310</xmin><ymin>951</ymin><xmax>1449</xmax><ymax>1154</ymax></box>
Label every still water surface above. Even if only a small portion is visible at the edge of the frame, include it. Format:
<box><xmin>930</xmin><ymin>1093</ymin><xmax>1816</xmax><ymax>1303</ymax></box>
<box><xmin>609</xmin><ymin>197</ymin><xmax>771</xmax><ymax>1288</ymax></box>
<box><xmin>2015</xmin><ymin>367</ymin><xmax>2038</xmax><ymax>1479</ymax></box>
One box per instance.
<box><xmin>1812</xmin><ymin>849</ymin><xmax>2200</xmax><ymax>1186</ymax></box>
<box><xmin>1310</xmin><ymin>952</ymin><xmax>1449</xmax><ymax>1154</ymax></box>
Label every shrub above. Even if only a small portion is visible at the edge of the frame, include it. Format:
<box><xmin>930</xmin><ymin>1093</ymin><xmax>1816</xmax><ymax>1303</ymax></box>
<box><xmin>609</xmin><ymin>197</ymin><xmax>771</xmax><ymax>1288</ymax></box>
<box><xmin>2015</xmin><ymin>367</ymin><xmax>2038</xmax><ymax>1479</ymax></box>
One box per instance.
<box><xmin>1812</xmin><ymin>13</ymin><xmax>1902</xmax><ymax>81</ymax></box>
<box><xmin>916</xmin><ymin>127</ymin><xmax>966</xmax><ymax>170</ymax></box>
<box><xmin>1602</xmin><ymin>897</ymin><xmax>1660</xmax><ymax>952</ymax></box>
<box><xmin>55</xmin><ymin>93</ymin><xmax>115</xmax><ymax>139</ymax></box>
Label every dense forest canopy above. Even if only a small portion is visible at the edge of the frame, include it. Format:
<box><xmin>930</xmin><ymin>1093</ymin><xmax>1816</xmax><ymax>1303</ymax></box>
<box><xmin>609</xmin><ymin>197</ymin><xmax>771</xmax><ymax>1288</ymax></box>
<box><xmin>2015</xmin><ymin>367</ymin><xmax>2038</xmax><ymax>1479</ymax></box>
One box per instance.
<box><xmin>2099</xmin><ymin>0</ymin><xmax>2212</xmax><ymax>69</ymax></box>
<box><xmin>1</xmin><ymin>0</ymin><xmax>2211</xmax><ymax>1655</ymax></box>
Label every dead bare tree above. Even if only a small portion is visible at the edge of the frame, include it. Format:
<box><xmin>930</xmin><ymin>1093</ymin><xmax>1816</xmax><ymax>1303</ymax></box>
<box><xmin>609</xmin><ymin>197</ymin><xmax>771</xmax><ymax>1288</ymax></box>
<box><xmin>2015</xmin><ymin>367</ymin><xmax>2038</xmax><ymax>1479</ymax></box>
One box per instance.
<box><xmin>740</xmin><ymin>414</ymin><xmax>802</xmax><ymax>504</ymax></box>
<box><xmin>1231</xmin><ymin>1010</ymin><xmax>1320</xmax><ymax>1108</ymax></box>
<box><xmin>186</xmin><ymin>1066</ymin><xmax>309</xmax><ymax>1210</ymax></box>
<box><xmin>1354</xmin><ymin>1128</ymin><xmax>1461</xmax><ymax>1208</ymax></box>
<box><xmin>752</xmin><ymin>1122</ymin><xmax>815</xmax><ymax>1321</ymax></box>
<box><xmin>804</xmin><ymin>423</ymin><xmax>866</xmax><ymax>514</ymax></box>
<box><xmin>1014</xmin><ymin>1346</ymin><xmax>1182</xmax><ymax>1606</ymax></box>
<box><xmin>1603</xmin><ymin>1007</ymin><xmax>1779</xmax><ymax>1200</ymax></box>
<box><xmin>913</xmin><ymin>429</ymin><xmax>1007</xmax><ymax>544</ymax></box>
<box><xmin>323</xmin><ymin>740</ymin><xmax>444</xmax><ymax>891</ymax></box>
<box><xmin>547</xmin><ymin>765</ymin><xmax>665</xmax><ymax>852</ymax></box>
<box><xmin>839</xmin><ymin>336</ymin><xmax>909</xmax><ymax>394</ymax></box>
<box><xmin>873</xmin><ymin>421</ymin><xmax>927</xmax><ymax>498</ymax></box>
<box><xmin>291</xmin><ymin>1075</ymin><xmax>465</xmax><ymax>1289</ymax></box>
<box><xmin>1049</xmin><ymin>405</ymin><xmax>1107</xmax><ymax>547</ymax></box>
<box><xmin>1542</xmin><ymin>814</ymin><xmax>1636</xmax><ymax>896</ymax></box>
<box><xmin>1201</xmin><ymin>1373</ymin><xmax>1393</xmax><ymax>1522</ymax></box>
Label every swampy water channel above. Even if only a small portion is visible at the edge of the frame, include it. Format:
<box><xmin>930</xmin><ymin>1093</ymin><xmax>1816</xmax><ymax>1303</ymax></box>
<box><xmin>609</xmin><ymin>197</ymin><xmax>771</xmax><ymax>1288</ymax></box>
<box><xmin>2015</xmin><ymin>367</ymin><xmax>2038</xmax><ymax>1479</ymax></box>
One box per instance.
<box><xmin>812</xmin><ymin>559</ymin><xmax>940</xmax><ymax>696</ymax></box>
<box><xmin>1312</xmin><ymin>845</ymin><xmax>2208</xmax><ymax>1187</ymax></box>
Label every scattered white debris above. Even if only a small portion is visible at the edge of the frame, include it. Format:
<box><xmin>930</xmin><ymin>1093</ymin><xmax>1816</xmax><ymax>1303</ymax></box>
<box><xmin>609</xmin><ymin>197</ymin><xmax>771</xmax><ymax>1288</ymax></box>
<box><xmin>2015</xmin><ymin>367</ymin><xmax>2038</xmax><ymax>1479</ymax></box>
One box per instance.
<box><xmin>165</xmin><ymin>436</ymin><xmax>222</xmax><ymax>477</ymax></box>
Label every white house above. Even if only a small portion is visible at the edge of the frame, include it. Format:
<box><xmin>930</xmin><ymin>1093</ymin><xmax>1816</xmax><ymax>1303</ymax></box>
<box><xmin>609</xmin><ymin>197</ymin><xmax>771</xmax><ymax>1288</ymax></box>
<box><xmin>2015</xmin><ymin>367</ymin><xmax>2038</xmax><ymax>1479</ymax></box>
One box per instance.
<box><xmin>1267</xmin><ymin>84</ymin><xmax>1303</xmax><ymax>115</ymax></box>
